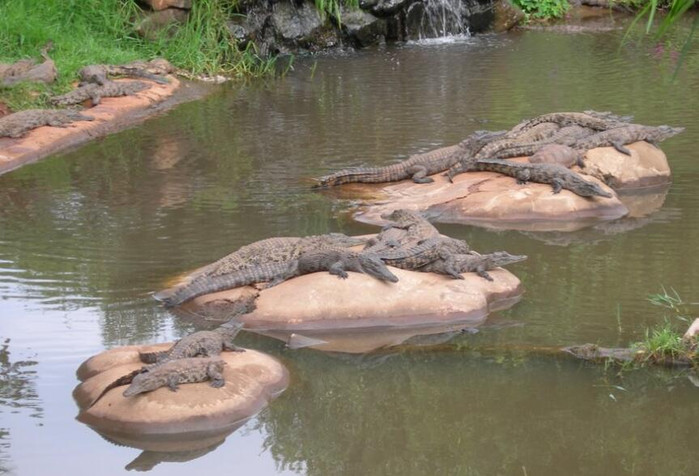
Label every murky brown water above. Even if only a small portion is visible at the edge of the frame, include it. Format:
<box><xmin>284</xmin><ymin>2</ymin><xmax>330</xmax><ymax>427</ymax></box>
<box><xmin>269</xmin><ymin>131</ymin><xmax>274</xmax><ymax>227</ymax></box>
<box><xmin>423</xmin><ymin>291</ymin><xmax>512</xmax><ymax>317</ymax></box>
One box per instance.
<box><xmin>2</xmin><ymin>20</ymin><xmax>699</xmax><ymax>475</ymax></box>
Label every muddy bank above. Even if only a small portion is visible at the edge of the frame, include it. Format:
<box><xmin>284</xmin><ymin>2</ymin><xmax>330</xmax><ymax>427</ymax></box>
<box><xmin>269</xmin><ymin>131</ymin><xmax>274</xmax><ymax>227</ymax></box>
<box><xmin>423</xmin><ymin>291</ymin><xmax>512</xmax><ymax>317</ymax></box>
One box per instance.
<box><xmin>0</xmin><ymin>77</ymin><xmax>214</xmax><ymax>175</ymax></box>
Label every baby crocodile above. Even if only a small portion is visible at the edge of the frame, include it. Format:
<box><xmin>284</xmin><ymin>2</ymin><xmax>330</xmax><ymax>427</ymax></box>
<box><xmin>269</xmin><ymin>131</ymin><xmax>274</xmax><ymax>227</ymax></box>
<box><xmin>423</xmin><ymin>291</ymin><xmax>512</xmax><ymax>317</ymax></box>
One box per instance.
<box><xmin>190</xmin><ymin>233</ymin><xmax>367</xmax><ymax>279</ymax></box>
<box><xmin>376</xmin><ymin>237</ymin><xmax>471</xmax><ymax>278</ymax></box>
<box><xmin>457</xmin><ymin>159</ymin><xmax>613</xmax><ymax>199</ymax></box>
<box><xmin>159</xmin><ymin>247</ymin><xmax>399</xmax><ymax>307</ymax></box>
<box><xmin>123</xmin><ymin>357</ymin><xmax>226</xmax><ymax>397</ymax></box>
<box><xmin>50</xmin><ymin>80</ymin><xmax>151</xmax><ymax>107</ymax></box>
<box><xmin>139</xmin><ymin>322</ymin><xmax>245</xmax><ymax>364</ymax></box>
<box><xmin>313</xmin><ymin>130</ymin><xmax>505</xmax><ymax>187</ymax></box>
<box><xmin>571</xmin><ymin>124</ymin><xmax>684</xmax><ymax>155</ymax></box>
<box><xmin>417</xmin><ymin>251</ymin><xmax>528</xmax><ymax>281</ymax></box>
<box><xmin>0</xmin><ymin>109</ymin><xmax>94</xmax><ymax>138</ymax></box>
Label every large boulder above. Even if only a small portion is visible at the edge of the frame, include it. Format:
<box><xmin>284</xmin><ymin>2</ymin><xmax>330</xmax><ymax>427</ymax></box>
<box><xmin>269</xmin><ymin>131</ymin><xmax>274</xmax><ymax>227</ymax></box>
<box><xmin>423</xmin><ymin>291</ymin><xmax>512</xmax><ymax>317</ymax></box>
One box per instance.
<box><xmin>583</xmin><ymin>141</ymin><xmax>672</xmax><ymax>189</ymax></box>
<box><xmin>74</xmin><ymin>347</ymin><xmax>289</xmax><ymax>439</ymax></box>
<box><xmin>186</xmin><ymin>266</ymin><xmax>524</xmax><ymax>353</ymax></box>
<box><xmin>339</xmin><ymin>9</ymin><xmax>388</xmax><ymax>47</ymax></box>
<box><xmin>350</xmin><ymin>161</ymin><xmax>627</xmax><ymax>232</ymax></box>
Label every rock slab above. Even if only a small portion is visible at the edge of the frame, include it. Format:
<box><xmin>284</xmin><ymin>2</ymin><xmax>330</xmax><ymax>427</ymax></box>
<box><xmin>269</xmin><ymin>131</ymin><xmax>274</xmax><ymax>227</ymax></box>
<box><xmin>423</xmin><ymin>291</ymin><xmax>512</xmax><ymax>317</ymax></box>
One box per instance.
<box><xmin>75</xmin><ymin>347</ymin><xmax>289</xmax><ymax>438</ymax></box>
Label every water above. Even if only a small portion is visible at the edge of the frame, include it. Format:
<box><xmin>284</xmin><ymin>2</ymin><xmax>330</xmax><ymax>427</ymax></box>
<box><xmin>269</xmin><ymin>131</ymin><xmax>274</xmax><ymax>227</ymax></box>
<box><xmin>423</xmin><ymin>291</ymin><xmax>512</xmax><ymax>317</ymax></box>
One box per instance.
<box><xmin>2</xmin><ymin>20</ymin><xmax>699</xmax><ymax>475</ymax></box>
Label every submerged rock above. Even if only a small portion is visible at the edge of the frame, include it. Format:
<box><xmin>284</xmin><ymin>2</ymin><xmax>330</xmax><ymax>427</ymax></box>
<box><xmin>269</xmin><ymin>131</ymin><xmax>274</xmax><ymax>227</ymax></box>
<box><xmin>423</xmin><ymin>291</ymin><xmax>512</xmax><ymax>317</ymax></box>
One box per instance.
<box><xmin>74</xmin><ymin>347</ymin><xmax>288</xmax><ymax>438</ymax></box>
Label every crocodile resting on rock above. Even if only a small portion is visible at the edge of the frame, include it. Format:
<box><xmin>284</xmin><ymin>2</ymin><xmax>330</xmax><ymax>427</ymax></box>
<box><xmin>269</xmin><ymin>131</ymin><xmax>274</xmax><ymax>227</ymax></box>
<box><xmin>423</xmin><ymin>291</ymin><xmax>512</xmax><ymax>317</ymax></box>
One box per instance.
<box><xmin>189</xmin><ymin>233</ymin><xmax>367</xmax><ymax>280</ymax></box>
<box><xmin>79</xmin><ymin>59</ymin><xmax>174</xmax><ymax>86</ymax></box>
<box><xmin>458</xmin><ymin>159</ymin><xmax>613</xmax><ymax>198</ymax></box>
<box><xmin>376</xmin><ymin>237</ymin><xmax>472</xmax><ymax>278</ymax></box>
<box><xmin>417</xmin><ymin>251</ymin><xmax>528</xmax><ymax>281</ymax></box>
<box><xmin>570</xmin><ymin>124</ymin><xmax>684</xmax><ymax>155</ymax></box>
<box><xmin>50</xmin><ymin>80</ymin><xmax>151</xmax><ymax>107</ymax></box>
<box><xmin>0</xmin><ymin>109</ymin><xmax>94</xmax><ymax>138</ymax></box>
<box><xmin>123</xmin><ymin>357</ymin><xmax>226</xmax><ymax>397</ymax></box>
<box><xmin>89</xmin><ymin>323</ymin><xmax>245</xmax><ymax>407</ymax></box>
<box><xmin>158</xmin><ymin>248</ymin><xmax>399</xmax><ymax>307</ymax></box>
<box><xmin>139</xmin><ymin>321</ymin><xmax>245</xmax><ymax>364</ymax></box>
<box><xmin>313</xmin><ymin>130</ymin><xmax>505</xmax><ymax>187</ymax></box>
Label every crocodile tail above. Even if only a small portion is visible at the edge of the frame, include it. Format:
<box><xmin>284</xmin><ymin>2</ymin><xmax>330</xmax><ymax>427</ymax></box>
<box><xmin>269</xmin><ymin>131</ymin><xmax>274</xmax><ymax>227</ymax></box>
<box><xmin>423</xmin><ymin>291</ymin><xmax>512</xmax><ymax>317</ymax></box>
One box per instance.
<box><xmin>138</xmin><ymin>350</ymin><xmax>168</xmax><ymax>364</ymax></box>
<box><xmin>158</xmin><ymin>264</ymin><xmax>291</xmax><ymax>307</ymax></box>
<box><xmin>313</xmin><ymin>167</ymin><xmax>386</xmax><ymax>188</ymax></box>
<box><xmin>89</xmin><ymin>368</ymin><xmax>143</xmax><ymax>408</ymax></box>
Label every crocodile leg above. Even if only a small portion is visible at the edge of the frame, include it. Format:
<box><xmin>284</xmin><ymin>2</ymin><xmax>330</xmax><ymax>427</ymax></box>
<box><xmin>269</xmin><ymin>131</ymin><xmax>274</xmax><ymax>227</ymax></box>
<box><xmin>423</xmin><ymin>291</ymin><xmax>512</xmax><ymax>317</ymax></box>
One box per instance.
<box><xmin>328</xmin><ymin>261</ymin><xmax>349</xmax><ymax>279</ymax></box>
<box><xmin>515</xmin><ymin>168</ymin><xmax>531</xmax><ymax>185</ymax></box>
<box><xmin>223</xmin><ymin>341</ymin><xmax>245</xmax><ymax>352</ymax></box>
<box><xmin>207</xmin><ymin>364</ymin><xmax>225</xmax><ymax>388</ymax></box>
<box><xmin>611</xmin><ymin>141</ymin><xmax>632</xmax><ymax>156</ymax></box>
<box><xmin>408</xmin><ymin>165</ymin><xmax>434</xmax><ymax>184</ymax></box>
<box><xmin>475</xmin><ymin>265</ymin><xmax>494</xmax><ymax>281</ymax></box>
<box><xmin>167</xmin><ymin>375</ymin><xmax>180</xmax><ymax>392</ymax></box>
<box><xmin>551</xmin><ymin>178</ymin><xmax>564</xmax><ymax>194</ymax></box>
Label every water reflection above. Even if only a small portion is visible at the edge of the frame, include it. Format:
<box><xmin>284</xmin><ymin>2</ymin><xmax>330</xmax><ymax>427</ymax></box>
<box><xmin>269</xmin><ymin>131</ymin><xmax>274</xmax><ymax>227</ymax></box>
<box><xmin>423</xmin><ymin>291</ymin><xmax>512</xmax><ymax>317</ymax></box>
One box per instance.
<box><xmin>0</xmin><ymin>338</ymin><xmax>43</xmax><ymax>474</ymax></box>
<box><xmin>257</xmin><ymin>351</ymin><xmax>699</xmax><ymax>475</ymax></box>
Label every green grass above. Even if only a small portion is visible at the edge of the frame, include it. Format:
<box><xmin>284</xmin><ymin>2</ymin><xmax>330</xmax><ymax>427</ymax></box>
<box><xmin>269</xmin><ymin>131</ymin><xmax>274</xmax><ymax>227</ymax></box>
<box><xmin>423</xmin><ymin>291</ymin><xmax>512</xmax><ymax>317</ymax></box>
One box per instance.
<box><xmin>0</xmin><ymin>0</ymin><xmax>275</xmax><ymax>111</ymax></box>
<box><xmin>635</xmin><ymin>321</ymin><xmax>687</xmax><ymax>361</ymax></box>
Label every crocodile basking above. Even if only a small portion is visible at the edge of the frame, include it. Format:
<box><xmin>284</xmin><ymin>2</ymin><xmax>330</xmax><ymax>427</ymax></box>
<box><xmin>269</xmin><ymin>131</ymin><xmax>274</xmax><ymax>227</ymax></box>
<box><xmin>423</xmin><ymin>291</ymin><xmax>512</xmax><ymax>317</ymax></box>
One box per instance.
<box><xmin>376</xmin><ymin>237</ymin><xmax>472</xmax><ymax>278</ymax></box>
<box><xmin>455</xmin><ymin>159</ymin><xmax>613</xmax><ymax>198</ymax></box>
<box><xmin>471</xmin><ymin>125</ymin><xmax>594</xmax><ymax>162</ymax></box>
<box><xmin>570</xmin><ymin>124</ymin><xmax>684</xmax><ymax>155</ymax></box>
<box><xmin>0</xmin><ymin>109</ymin><xmax>94</xmax><ymax>138</ymax></box>
<box><xmin>123</xmin><ymin>357</ymin><xmax>226</xmax><ymax>397</ymax></box>
<box><xmin>417</xmin><ymin>251</ymin><xmax>528</xmax><ymax>281</ymax></box>
<box><xmin>158</xmin><ymin>248</ymin><xmax>399</xmax><ymax>307</ymax></box>
<box><xmin>139</xmin><ymin>322</ymin><xmax>245</xmax><ymax>364</ymax></box>
<box><xmin>364</xmin><ymin>208</ymin><xmax>444</xmax><ymax>253</ymax></box>
<box><xmin>50</xmin><ymin>80</ymin><xmax>151</xmax><ymax>107</ymax></box>
<box><xmin>313</xmin><ymin>130</ymin><xmax>505</xmax><ymax>187</ymax></box>
<box><xmin>188</xmin><ymin>233</ymin><xmax>367</xmax><ymax>280</ymax></box>
<box><xmin>79</xmin><ymin>59</ymin><xmax>173</xmax><ymax>86</ymax></box>
<box><xmin>509</xmin><ymin>111</ymin><xmax>631</xmax><ymax>134</ymax></box>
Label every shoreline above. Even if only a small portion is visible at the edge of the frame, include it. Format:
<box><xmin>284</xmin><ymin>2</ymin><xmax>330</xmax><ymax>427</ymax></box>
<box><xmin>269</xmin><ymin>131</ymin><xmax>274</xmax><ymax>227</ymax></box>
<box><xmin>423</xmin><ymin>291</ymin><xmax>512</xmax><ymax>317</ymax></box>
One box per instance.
<box><xmin>0</xmin><ymin>76</ymin><xmax>216</xmax><ymax>176</ymax></box>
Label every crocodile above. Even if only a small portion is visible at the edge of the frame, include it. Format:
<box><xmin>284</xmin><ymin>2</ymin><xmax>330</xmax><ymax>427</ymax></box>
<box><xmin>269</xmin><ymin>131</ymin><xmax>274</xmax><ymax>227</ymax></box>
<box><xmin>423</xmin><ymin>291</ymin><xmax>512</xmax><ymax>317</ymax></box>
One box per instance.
<box><xmin>458</xmin><ymin>159</ymin><xmax>613</xmax><ymax>198</ymax></box>
<box><xmin>139</xmin><ymin>322</ymin><xmax>245</xmax><ymax>364</ymax></box>
<box><xmin>571</xmin><ymin>124</ymin><xmax>684</xmax><ymax>155</ymax></box>
<box><xmin>79</xmin><ymin>59</ymin><xmax>173</xmax><ymax>86</ymax></box>
<box><xmin>50</xmin><ymin>80</ymin><xmax>151</xmax><ymax>107</ymax></box>
<box><xmin>189</xmin><ymin>233</ymin><xmax>367</xmax><ymax>279</ymax></box>
<box><xmin>158</xmin><ymin>248</ymin><xmax>399</xmax><ymax>307</ymax></box>
<box><xmin>502</xmin><ymin>121</ymin><xmax>561</xmax><ymax>142</ymax></box>
<box><xmin>123</xmin><ymin>357</ymin><xmax>226</xmax><ymax>397</ymax></box>
<box><xmin>313</xmin><ymin>130</ymin><xmax>506</xmax><ymax>187</ymax></box>
<box><xmin>363</xmin><ymin>208</ymin><xmax>442</xmax><ymax>253</ymax></box>
<box><xmin>510</xmin><ymin>111</ymin><xmax>631</xmax><ymax>134</ymax></box>
<box><xmin>529</xmin><ymin>144</ymin><xmax>585</xmax><ymax>168</ymax></box>
<box><xmin>0</xmin><ymin>109</ymin><xmax>94</xmax><ymax>138</ymax></box>
<box><xmin>417</xmin><ymin>251</ymin><xmax>528</xmax><ymax>281</ymax></box>
<box><xmin>376</xmin><ymin>237</ymin><xmax>472</xmax><ymax>278</ymax></box>
<box><xmin>472</xmin><ymin>125</ymin><xmax>594</xmax><ymax>162</ymax></box>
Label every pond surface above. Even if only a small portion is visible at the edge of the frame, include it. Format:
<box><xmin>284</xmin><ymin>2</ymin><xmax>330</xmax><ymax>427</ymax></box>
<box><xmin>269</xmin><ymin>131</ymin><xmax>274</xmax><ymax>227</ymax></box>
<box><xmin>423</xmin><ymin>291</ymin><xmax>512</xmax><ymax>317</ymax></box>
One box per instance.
<box><xmin>2</xmin><ymin>19</ymin><xmax>699</xmax><ymax>475</ymax></box>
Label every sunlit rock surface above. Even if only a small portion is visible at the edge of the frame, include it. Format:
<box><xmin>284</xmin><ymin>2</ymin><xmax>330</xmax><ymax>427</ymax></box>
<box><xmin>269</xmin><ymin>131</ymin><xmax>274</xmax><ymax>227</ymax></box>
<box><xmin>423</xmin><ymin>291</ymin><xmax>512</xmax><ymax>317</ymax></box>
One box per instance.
<box><xmin>583</xmin><ymin>142</ymin><xmax>672</xmax><ymax>189</ymax></box>
<box><xmin>188</xmin><ymin>267</ymin><xmax>523</xmax><ymax>353</ymax></box>
<box><xmin>74</xmin><ymin>347</ymin><xmax>289</xmax><ymax>439</ymax></box>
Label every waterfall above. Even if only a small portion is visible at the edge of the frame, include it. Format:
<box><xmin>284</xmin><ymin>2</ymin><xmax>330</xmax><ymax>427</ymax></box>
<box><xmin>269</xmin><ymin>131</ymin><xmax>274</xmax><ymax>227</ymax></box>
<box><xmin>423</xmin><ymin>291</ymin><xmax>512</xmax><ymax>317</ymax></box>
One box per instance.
<box><xmin>405</xmin><ymin>0</ymin><xmax>470</xmax><ymax>41</ymax></box>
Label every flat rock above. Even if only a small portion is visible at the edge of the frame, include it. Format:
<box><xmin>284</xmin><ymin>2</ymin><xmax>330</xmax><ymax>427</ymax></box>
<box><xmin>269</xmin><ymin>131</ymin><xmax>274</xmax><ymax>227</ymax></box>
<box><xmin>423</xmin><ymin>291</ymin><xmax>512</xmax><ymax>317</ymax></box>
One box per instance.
<box><xmin>74</xmin><ymin>348</ymin><xmax>289</xmax><ymax>439</ymax></box>
<box><xmin>336</xmin><ymin>143</ymin><xmax>673</xmax><ymax>231</ymax></box>
<box><xmin>189</xmin><ymin>266</ymin><xmax>523</xmax><ymax>353</ymax></box>
<box><xmin>351</xmin><ymin>164</ymin><xmax>626</xmax><ymax>232</ymax></box>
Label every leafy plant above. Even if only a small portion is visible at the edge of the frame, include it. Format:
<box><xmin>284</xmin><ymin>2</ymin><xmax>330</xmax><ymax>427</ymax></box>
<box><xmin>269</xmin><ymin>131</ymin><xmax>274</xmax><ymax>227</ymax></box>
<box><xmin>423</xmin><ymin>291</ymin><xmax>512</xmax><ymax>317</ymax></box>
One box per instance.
<box><xmin>512</xmin><ymin>0</ymin><xmax>569</xmax><ymax>19</ymax></box>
